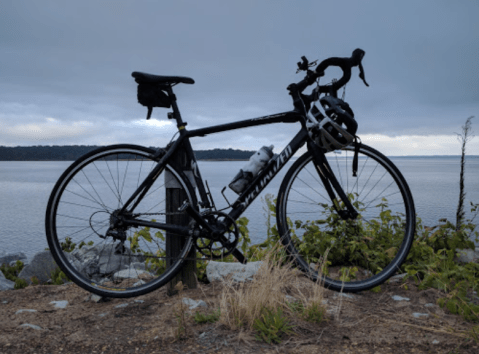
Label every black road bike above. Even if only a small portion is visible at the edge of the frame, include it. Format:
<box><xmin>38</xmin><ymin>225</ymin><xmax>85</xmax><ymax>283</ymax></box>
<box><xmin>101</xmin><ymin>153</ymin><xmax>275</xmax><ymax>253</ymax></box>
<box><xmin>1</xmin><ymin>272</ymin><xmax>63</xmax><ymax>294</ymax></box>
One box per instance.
<box><xmin>45</xmin><ymin>49</ymin><xmax>416</xmax><ymax>298</ymax></box>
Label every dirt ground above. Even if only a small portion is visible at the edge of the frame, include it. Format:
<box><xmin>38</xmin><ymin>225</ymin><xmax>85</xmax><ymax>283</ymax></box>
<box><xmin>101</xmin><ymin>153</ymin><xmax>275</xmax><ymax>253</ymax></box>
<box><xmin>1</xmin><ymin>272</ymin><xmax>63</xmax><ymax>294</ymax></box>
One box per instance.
<box><xmin>0</xmin><ymin>277</ymin><xmax>478</xmax><ymax>354</ymax></box>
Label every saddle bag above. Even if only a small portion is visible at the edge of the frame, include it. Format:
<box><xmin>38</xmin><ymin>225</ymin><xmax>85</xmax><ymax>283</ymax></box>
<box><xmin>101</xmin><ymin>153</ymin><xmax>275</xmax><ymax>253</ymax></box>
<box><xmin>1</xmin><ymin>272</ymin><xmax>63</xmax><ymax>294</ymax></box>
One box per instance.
<box><xmin>136</xmin><ymin>82</ymin><xmax>172</xmax><ymax>109</ymax></box>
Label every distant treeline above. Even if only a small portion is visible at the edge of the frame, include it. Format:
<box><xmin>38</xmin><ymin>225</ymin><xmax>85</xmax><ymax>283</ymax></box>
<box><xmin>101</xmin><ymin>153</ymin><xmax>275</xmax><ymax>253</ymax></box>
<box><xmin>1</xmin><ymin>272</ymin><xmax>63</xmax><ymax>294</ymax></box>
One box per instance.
<box><xmin>0</xmin><ymin>146</ymin><xmax>255</xmax><ymax>161</ymax></box>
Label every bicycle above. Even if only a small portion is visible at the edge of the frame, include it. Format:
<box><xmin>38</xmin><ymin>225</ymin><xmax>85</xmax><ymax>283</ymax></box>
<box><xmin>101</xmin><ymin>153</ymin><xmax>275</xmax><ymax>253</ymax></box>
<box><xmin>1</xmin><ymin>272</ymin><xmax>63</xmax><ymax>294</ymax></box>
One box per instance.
<box><xmin>45</xmin><ymin>48</ymin><xmax>416</xmax><ymax>298</ymax></box>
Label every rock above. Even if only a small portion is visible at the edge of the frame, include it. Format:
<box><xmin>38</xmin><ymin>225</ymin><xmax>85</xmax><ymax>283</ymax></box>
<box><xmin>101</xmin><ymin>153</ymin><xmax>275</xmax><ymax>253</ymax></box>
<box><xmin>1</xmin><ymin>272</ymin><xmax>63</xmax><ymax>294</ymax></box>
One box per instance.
<box><xmin>412</xmin><ymin>312</ymin><xmax>429</xmax><ymax>318</ymax></box>
<box><xmin>133</xmin><ymin>300</ymin><xmax>144</xmax><ymax>304</ymax></box>
<box><xmin>424</xmin><ymin>303</ymin><xmax>435</xmax><ymax>307</ymax></box>
<box><xmin>0</xmin><ymin>252</ymin><xmax>27</xmax><ymax>266</ymax></box>
<box><xmin>112</xmin><ymin>268</ymin><xmax>152</xmax><ymax>280</ymax></box>
<box><xmin>333</xmin><ymin>293</ymin><xmax>356</xmax><ymax>300</ymax></box>
<box><xmin>19</xmin><ymin>323</ymin><xmax>42</xmax><ymax>330</ymax></box>
<box><xmin>15</xmin><ymin>309</ymin><xmax>37</xmax><ymax>314</ymax></box>
<box><xmin>182</xmin><ymin>298</ymin><xmax>208</xmax><ymax>310</ymax></box>
<box><xmin>285</xmin><ymin>295</ymin><xmax>298</xmax><ymax>303</ymax></box>
<box><xmin>432</xmin><ymin>339</ymin><xmax>439</xmax><ymax>344</ymax></box>
<box><xmin>69</xmin><ymin>243</ymin><xmax>145</xmax><ymax>281</ymax></box>
<box><xmin>115</xmin><ymin>303</ymin><xmax>129</xmax><ymax>308</ymax></box>
<box><xmin>455</xmin><ymin>248</ymin><xmax>479</xmax><ymax>263</ymax></box>
<box><xmin>0</xmin><ymin>272</ymin><xmax>15</xmax><ymax>291</ymax></box>
<box><xmin>50</xmin><ymin>300</ymin><xmax>68</xmax><ymax>309</ymax></box>
<box><xmin>388</xmin><ymin>273</ymin><xmax>408</xmax><ymax>283</ymax></box>
<box><xmin>85</xmin><ymin>294</ymin><xmax>110</xmax><ymax>303</ymax></box>
<box><xmin>391</xmin><ymin>295</ymin><xmax>410</xmax><ymax>301</ymax></box>
<box><xmin>206</xmin><ymin>261</ymin><xmax>263</xmax><ymax>283</ymax></box>
<box><xmin>17</xmin><ymin>251</ymin><xmax>58</xmax><ymax>284</ymax></box>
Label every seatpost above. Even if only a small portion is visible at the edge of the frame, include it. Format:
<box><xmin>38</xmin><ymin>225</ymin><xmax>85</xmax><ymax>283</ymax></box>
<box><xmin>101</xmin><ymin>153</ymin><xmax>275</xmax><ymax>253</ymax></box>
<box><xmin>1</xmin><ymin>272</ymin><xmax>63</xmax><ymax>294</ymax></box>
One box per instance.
<box><xmin>165</xmin><ymin>86</ymin><xmax>186</xmax><ymax>129</ymax></box>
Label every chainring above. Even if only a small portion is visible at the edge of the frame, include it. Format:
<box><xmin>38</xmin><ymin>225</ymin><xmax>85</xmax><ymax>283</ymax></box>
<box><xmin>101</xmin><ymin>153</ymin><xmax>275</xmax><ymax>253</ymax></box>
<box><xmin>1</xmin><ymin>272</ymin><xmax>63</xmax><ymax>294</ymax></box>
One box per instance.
<box><xmin>195</xmin><ymin>211</ymin><xmax>240</xmax><ymax>259</ymax></box>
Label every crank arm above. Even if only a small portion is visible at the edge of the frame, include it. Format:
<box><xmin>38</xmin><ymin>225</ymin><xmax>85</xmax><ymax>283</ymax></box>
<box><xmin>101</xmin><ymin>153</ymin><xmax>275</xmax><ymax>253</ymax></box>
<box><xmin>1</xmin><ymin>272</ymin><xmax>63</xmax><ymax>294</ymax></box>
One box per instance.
<box><xmin>180</xmin><ymin>201</ymin><xmax>247</xmax><ymax>264</ymax></box>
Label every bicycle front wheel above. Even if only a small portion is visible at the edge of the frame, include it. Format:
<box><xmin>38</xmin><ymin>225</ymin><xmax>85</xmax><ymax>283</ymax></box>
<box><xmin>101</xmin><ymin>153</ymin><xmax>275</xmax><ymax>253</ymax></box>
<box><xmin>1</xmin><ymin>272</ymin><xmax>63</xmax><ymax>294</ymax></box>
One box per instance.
<box><xmin>45</xmin><ymin>144</ymin><xmax>197</xmax><ymax>298</ymax></box>
<box><xmin>277</xmin><ymin>143</ymin><xmax>415</xmax><ymax>292</ymax></box>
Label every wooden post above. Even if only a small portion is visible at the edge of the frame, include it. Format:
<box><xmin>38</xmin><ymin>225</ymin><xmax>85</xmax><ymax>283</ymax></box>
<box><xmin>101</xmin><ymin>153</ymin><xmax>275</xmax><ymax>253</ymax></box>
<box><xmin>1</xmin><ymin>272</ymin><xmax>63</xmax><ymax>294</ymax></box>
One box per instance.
<box><xmin>166</xmin><ymin>144</ymin><xmax>197</xmax><ymax>296</ymax></box>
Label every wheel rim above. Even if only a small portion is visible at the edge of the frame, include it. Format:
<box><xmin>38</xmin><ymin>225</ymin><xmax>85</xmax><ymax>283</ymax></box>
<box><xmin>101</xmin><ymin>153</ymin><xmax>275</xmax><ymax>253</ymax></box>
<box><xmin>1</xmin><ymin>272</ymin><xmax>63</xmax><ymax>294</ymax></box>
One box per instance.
<box><xmin>280</xmin><ymin>146</ymin><xmax>414</xmax><ymax>290</ymax></box>
<box><xmin>47</xmin><ymin>148</ymin><xmax>194</xmax><ymax>295</ymax></box>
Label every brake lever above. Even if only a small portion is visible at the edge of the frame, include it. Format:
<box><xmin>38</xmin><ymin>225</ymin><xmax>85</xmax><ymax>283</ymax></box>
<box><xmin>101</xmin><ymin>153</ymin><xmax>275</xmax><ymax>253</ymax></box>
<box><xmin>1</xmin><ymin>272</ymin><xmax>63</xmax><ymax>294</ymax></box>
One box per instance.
<box><xmin>358</xmin><ymin>62</ymin><xmax>369</xmax><ymax>87</ymax></box>
<box><xmin>297</xmin><ymin>56</ymin><xmax>309</xmax><ymax>73</ymax></box>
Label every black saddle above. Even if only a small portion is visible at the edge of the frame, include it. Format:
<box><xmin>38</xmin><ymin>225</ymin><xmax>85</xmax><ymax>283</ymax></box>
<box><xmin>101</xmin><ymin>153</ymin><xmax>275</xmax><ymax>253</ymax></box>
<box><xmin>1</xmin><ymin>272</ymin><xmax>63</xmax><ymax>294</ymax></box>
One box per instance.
<box><xmin>131</xmin><ymin>71</ymin><xmax>194</xmax><ymax>85</ymax></box>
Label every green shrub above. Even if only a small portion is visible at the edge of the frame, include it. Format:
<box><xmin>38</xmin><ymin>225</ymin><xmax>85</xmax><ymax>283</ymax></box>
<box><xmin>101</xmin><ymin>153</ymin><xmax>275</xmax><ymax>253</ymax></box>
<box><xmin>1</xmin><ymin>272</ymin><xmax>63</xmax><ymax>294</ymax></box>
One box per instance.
<box><xmin>253</xmin><ymin>306</ymin><xmax>294</xmax><ymax>344</ymax></box>
<box><xmin>0</xmin><ymin>260</ymin><xmax>24</xmax><ymax>282</ymax></box>
<box><xmin>194</xmin><ymin>308</ymin><xmax>220</xmax><ymax>324</ymax></box>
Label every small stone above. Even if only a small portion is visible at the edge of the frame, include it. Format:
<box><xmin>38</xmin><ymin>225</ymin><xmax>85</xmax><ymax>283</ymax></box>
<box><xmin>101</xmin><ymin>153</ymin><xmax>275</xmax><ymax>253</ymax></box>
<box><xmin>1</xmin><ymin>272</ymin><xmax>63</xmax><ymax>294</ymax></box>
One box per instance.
<box><xmin>98</xmin><ymin>312</ymin><xmax>109</xmax><ymax>317</ymax></box>
<box><xmin>115</xmin><ymin>303</ymin><xmax>129</xmax><ymax>308</ymax></box>
<box><xmin>412</xmin><ymin>312</ymin><xmax>429</xmax><ymax>318</ymax></box>
<box><xmin>19</xmin><ymin>323</ymin><xmax>42</xmax><ymax>330</ymax></box>
<box><xmin>133</xmin><ymin>300</ymin><xmax>144</xmax><ymax>304</ymax></box>
<box><xmin>424</xmin><ymin>303</ymin><xmax>435</xmax><ymax>307</ymax></box>
<box><xmin>182</xmin><ymin>298</ymin><xmax>208</xmax><ymax>310</ymax></box>
<box><xmin>333</xmin><ymin>293</ymin><xmax>356</xmax><ymax>300</ymax></box>
<box><xmin>391</xmin><ymin>295</ymin><xmax>410</xmax><ymax>301</ymax></box>
<box><xmin>388</xmin><ymin>273</ymin><xmax>408</xmax><ymax>283</ymax></box>
<box><xmin>15</xmin><ymin>309</ymin><xmax>37</xmax><ymax>314</ymax></box>
<box><xmin>285</xmin><ymin>295</ymin><xmax>297</xmax><ymax>303</ymax></box>
<box><xmin>199</xmin><ymin>332</ymin><xmax>207</xmax><ymax>339</ymax></box>
<box><xmin>2</xmin><ymin>301</ymin><xmax>8</xmax><ymax>304</ymax></box>
<box><xmin>326</xmin><ymin>306</ymin><xmax>339</xmax><ymax>314</ymax></box>
<box><xmin>133</xmin><ymin>280</ymin><xmax>146</xmax><ymax>287</ymax></box>
<box><xmin>50</xmin><ymin>300</ymin><xmax>68</xmax><ymax>309</ymax></box>
<box><xmin>87</xmin><ymin>294</ymin><xmax>110</xmax><ymax>303</ymax></box>
<box><xmin>432</xmin><ymin>339</ymin><xmax>439</xmax><ymax>344</ymax></box>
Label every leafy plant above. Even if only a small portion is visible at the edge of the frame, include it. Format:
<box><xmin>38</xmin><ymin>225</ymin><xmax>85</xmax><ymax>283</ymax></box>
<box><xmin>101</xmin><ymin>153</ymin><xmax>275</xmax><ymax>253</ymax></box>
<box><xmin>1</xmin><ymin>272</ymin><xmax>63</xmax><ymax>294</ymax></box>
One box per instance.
<box><xmin>194</xmin><ymin>308</ymin><xmax>220</xmax><ymax>324</ymax></box>
<box><xmin>253</xmin><ymin>306</ymin><xmax>294</xmax><ymax>344</ymax></box>
<box><xmin>0</xmin><ymin>260</ymin><xmax>24</xmax><ymax>282</ymax></box>
<box><xmin>301</xmin><ymin>301</ymin><xmax>326</xmax><ymax>324</ymax></box>
<box><xmin>49</xmin><ymin>267</ymin><xmax>70</xmax><ymax>285</ymax></box>
<box><xmin>60</xmin><ymin>237</ymin><xmax>77</xmax><ymax>252</ymax></box>
<box><xmin>1</xmin><ymin>260</ymin><xmax>28</xmax><ymax>289</ymax></box>
<box><xmin>14</xmin><ymin>278</ymin><xmax>28</xmax><ymax>290</ymax></box>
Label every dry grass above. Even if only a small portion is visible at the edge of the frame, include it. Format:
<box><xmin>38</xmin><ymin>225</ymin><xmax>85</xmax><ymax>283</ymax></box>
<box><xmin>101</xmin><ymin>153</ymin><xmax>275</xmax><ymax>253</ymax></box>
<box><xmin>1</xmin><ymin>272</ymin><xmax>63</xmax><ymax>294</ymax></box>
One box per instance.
<box><xmin>218</xmin><ymin>244</ymin><xmax>328</xmax><ymax>332</ymax></box>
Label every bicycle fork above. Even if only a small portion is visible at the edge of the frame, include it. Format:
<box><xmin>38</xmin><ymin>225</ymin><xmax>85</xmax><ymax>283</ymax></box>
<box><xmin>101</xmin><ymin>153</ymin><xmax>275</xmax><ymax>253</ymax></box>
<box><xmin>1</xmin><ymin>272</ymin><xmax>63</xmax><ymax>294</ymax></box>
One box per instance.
<box><xmin>308</xmin><ymin>140</ymin><xmax>359</xmax><ymax>220</ymax></box>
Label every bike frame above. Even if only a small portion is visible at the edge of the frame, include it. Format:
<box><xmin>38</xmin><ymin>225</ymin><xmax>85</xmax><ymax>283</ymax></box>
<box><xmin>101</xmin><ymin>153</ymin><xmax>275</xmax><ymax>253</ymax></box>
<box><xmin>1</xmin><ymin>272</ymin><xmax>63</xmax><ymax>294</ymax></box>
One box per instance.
<box><xmin>119</xmin><ymin>85</ymin><xmax>358</xmax><ymax>254</ymax></box>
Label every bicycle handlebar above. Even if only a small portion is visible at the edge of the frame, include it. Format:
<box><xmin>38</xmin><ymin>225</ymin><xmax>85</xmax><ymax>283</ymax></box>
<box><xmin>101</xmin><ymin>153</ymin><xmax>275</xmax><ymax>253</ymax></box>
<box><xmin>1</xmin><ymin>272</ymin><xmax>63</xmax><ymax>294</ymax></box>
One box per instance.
<box><xmin>288</xmin><ymin>48</ymin><xmax>369</xmax><ymax>97</ymax></box>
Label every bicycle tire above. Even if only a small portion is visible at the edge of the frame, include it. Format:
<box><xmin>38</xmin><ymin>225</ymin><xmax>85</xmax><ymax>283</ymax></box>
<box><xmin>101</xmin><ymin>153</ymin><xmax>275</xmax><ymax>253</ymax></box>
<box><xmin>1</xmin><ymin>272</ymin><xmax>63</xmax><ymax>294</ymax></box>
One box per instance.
<box><xmin>45</xmin><ymin>144</ymin><xmax>197</xmax><ymax>298</ymax></box>
<box><xmin>276</xmin><ymin>143</ymin><xmax>415</xmax><ymax>292</ymax></box>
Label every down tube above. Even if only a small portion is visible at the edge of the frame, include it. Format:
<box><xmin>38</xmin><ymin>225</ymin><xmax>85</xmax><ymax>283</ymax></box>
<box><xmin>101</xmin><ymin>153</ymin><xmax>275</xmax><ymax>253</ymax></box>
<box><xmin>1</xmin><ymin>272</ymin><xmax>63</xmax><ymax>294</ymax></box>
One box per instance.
<box><xmin>228</xmin><ymin>128</ymin><xmax>309</xmax><ymax>221</ymax></box>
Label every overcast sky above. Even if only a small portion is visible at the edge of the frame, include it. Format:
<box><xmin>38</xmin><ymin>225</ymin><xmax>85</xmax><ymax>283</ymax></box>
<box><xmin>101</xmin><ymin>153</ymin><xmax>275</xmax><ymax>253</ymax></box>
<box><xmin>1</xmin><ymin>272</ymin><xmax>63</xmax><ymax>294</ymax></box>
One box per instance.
<box><xmin>1</xmin><ymin>0</ymin><xmax>478</xmax><ymax>156</ymax></box>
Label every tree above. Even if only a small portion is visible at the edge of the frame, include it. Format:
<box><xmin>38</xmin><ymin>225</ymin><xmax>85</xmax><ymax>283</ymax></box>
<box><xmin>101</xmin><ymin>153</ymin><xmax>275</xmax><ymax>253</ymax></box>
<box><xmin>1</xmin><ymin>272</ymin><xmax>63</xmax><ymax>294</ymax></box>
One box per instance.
<box><xmin>455</xmin><ymin>116</ymin><xmax>475</xmax><ymax>231</ymax></box>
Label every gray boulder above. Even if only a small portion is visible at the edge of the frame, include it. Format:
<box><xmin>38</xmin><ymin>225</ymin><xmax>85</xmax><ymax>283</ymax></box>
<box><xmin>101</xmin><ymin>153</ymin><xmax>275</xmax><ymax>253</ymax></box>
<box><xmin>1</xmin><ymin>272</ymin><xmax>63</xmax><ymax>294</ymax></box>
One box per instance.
<box><xmin>0</xmin><ymin>271</ymin><xmax>15</xmax><ymax>291</ymax></box>
<box><xmin>0</xmin><ymin>252</ymin><xmax>27</xmax><ymax>266</ymax></box>
<box><xmin>206</xmin><ymin>261</ymin><xmax>264</xmax><ymax>283</ymax></box>
<box><xmin>18</xmin><ymin>251</ymin><xmax>58</xmax><ymax>284</ymax></box>
<box><xmin>455</xmin><ymin>248</ymin><xmax>479</xmax><ymax>263</ymax></box>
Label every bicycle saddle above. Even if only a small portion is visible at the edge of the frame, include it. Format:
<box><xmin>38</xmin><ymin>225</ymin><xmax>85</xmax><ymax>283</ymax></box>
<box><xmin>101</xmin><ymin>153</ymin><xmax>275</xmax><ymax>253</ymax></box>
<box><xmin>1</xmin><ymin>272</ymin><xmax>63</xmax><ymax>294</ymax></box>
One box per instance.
<box><xmin>131</xmin><ymin>72</ymin><xmax>194</xmax><ymax>85</ymax></box>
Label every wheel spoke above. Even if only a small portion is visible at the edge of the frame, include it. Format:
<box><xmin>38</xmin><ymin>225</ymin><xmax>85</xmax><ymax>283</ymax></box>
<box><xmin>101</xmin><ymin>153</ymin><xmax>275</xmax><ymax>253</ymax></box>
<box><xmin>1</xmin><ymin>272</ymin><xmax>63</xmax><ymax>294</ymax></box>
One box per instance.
<box><xmin>277</xmin><ymin>144</ymin><xmax>414</xmax><ymax>293</ymax></box>
<box><xmin>46</xmin><ymin>147</ymin><xmax>196</xmax><ymax>298</ymax></box>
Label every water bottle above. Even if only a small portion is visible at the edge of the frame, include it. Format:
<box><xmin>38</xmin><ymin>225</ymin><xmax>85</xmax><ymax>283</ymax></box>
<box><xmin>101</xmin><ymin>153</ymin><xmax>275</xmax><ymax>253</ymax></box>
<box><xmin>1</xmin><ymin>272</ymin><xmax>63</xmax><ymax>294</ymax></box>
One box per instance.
<box><xmin>229</xmin><ymin>145</ymin><xmax>274</xmax><ymax>194</ymax></box>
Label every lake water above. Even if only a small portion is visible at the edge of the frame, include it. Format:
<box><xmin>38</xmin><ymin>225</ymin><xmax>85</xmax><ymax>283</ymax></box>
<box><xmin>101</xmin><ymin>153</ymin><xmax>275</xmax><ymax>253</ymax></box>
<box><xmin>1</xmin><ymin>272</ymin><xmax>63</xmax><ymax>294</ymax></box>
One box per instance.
<box><xmin>1</xmin><ymin>156</ymin><xmax>478</xmax><ymax>260</ymax></box>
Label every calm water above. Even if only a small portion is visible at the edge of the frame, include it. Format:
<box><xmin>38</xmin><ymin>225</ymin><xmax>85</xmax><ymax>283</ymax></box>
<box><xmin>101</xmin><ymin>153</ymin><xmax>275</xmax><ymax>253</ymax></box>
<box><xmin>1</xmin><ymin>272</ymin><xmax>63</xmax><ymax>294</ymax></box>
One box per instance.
<box><xmin>1</xmin><ymin>156</ymin><xmax>478</xmax><ymax>260</ymax></box>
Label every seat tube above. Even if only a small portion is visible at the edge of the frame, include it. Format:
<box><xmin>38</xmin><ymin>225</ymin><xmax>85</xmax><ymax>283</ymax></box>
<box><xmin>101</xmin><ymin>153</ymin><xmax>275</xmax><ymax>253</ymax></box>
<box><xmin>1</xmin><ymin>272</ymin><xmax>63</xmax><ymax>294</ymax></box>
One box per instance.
<box><xmin>165</xmin><ymin>86</ymin><xmax>186</xmax><ymax>129</ymax></box>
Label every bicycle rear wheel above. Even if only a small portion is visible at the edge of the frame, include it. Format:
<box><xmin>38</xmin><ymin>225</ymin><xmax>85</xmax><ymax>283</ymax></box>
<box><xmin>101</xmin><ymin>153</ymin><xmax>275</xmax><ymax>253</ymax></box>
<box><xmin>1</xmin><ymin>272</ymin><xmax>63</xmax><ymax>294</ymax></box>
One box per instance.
<box><xmin>276</xmin><ymin>143</ymin><xmax>415</xmax><ymax>292</ymax></box>
<box><xmin>45</xmin><ymin>144</ymin><xmax>196</xmax><ymax>298</ymax></box>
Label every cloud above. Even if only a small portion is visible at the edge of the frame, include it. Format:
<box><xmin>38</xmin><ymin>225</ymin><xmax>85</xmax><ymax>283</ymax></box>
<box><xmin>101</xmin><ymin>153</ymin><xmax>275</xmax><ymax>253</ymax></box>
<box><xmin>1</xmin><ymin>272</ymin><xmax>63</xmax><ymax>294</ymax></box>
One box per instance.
<box><xmin>0</xmin><ymin>1</ymin><xmax>477</xmax><ymax>154</ymax></box>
